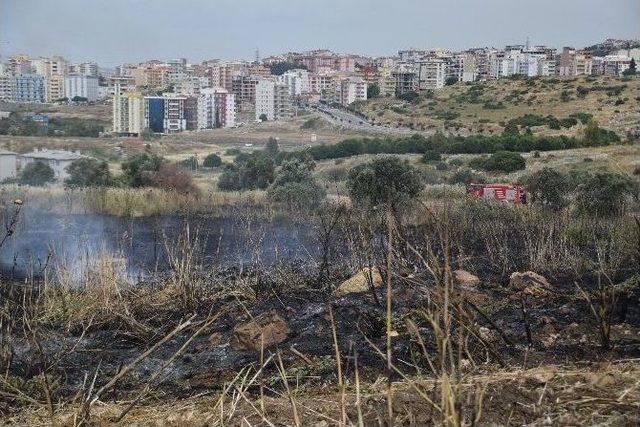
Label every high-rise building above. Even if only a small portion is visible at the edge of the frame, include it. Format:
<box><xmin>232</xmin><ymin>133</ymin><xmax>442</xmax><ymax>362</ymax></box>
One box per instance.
<box><xmin>335</xmin><ymin>77</ymin><xmax>367</xmax><ymax>105</ymax></box>
<box><xmin>255</xmin><ymin>79</ymin><xmax>275</xmax><ymax>121</ymax></box>
<box><xmin>113</xmin><ymin>89</ymin><xmax>145</xmax><ymax>136</ymax></box>
<box><xmin>65</xmin><ymin>75</ymin><xmax>99</xmax><ymax>101</ymax></box>
<box><xmin>0</xmin><ymin>73</ymin><xmax>12</xmax><ymax>101</ymax></box>
<box><xmin>144</xmin><ymin>96</ymin><xmax>187</xmax><ymax>134</ymax></box>
<box><xmin>197</xmin><ymin>87</ymin><xmax>236</xmax><ymax>129</ymax></box>
<box><xmin>12</xmin><ymin>74</ymin><xmax>45</xmax><ymax>103</ymax></box>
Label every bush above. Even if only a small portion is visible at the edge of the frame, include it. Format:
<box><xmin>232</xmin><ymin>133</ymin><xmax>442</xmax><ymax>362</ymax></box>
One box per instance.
<box><xmin>469</xmin><ymin>151</ymin><xmax>526</xmax><ymax>173</ymax></box>
<box><xmin>218</xmin><ymin>153</ymin><xmax>275</xmax><ymax>191</ymax></box>
<box><xmin>574</xmin><ymin>172</ymin><xmax>637</xmax><ymax>217</ymax></box>
<box><xmin>583</xmin><ymin>119</ymin><xmax>620</xmax><ymax>146</ymax></box>
<box><xmin>268</xmin><ymin>158</ymin><xmax>326</xmax><ymax>209</ymax></box>
<box><xmin>347</xmin><ymin>157</ymin><xmax>423</xmax><ymax>211</ymax></box>
<box><xmin>421</xmin><ymin>150</ymin><xmax>442</xmax><ymax>163</ymax></box>
<box><xmin>19</xmin><ymin>161</ymin><xmax>55</xmax><ymax>186</ymax></box>
<box><xmin>180</xmin><ymin>156</ymin><xmax>198</xmax><ymax>171</ymax></box>
<box><xmin>202</xmin><ymin>153</ymin><xmax>222</xmax><ymax>168</ymax></box>
<box><xmin>448</xmin><ymin>168</ymin><xmax>484</xmax><ymax>185</ymax></box>
<box><xmin>121</xmin><ymin>153</ymin><xmax>163</xmax><ymax>187</ymax></box>
<box><xmin>398</xmin><ymin>91</ymin><xmax>419</xmax><ymax>103</ymax></box>
<box><xmin>65</xmin><ymin>158</ymin><xmax>113</xmax><ymax>188</ymax></box>
<box><xmin>524</xmin><ymin>167</ymin><xmax>569</xmax><ymax>210</ymax></box>
<box><xmin>153</xmin><ymin>164</ymin><xmax>199</xmax><ymax>195</ymax></box>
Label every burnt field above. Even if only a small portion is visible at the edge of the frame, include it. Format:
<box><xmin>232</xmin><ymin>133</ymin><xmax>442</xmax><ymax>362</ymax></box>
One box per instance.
<box><xmin>1</xmin><ymin>197</ymin><xmax>640</xmax><ymax>425</ymax></box>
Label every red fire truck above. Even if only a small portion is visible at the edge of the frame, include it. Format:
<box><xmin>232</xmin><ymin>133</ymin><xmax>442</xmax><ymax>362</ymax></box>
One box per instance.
<box><xmin>466</xmin><ymin>183</ymin><xmax>527</xmax><ymax>205</ymax></box>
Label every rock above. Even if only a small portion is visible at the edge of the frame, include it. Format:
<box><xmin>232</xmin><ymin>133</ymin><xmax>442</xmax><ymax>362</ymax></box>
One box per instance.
<box><xmin>453</xmin><ymin>270</ymin><xmax>480</xmax><ymax>287</ymax></box>
<box><xmin>230</xmin><ymin>311</ymin><xmax>290</xmax><ymax>352</ymax></box>
<box><xmin>509</xmin><ymin>271</ymin><xmax>552</xmax><ymax>297</ymax></box>
<box><xmin>208</xmin><ymin>332</ymin><xmax>223</xmax><ymax>346</ymax></box>
<box><xmin>333</xmin><ymin>267</ymin><xmax>383</xmax><ymax>296</ymax></box>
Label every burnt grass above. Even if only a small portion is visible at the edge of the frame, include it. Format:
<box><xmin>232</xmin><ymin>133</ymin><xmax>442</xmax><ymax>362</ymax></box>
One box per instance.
<box><xmin>1</xmin><ymin>202</ymin><xmax>640</xmax><ymax>423</ymax></box>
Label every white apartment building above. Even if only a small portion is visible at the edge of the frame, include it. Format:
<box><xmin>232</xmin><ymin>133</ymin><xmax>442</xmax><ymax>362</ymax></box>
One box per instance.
<box><xmin>64</xmin><ymin>75</ymin><xmax>99</xmax><ymax>101</ymax></box>
<box><xmin>197</xmin><ymin>87</ymin><xmax>236</xmax><ymax>129</ymax></box>
<box><xmin>601</xmin><ymin>55</ymin><xmax>632</xmax><ymax>76</ymax></box>
<box><xmin>277</xmin><ymin>69</ymin><xmax>311</xmax><ymax>97</ymax></box>
<box><xmin>255</xmin><ymin>79</ymin><xmax>275</xmax><ymax>121</ymax></box>
<box><xmin>336</xmin><ymin>77</ymin><xmax>367</xmax><ymax>105</ymax></box>
<box><xmin>0</xmin><ymin>150</ymin><xmax>17</xmax><ymax>182</ymax></box>
<box><xmin>418</xmin><ymin>58</ymin><xmax>447</xmax><ymax>90</ymax></box>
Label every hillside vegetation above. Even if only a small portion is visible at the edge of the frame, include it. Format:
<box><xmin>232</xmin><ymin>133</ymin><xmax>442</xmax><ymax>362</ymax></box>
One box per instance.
<box><xmin>356</xmin><ymin>75</ymin><xmax>640</xmax><ymax>137</ymax></box>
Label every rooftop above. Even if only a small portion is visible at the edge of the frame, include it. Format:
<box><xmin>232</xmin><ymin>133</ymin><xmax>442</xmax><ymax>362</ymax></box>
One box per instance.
<box><xmin>21</xmin><ymin>149</ymin><xmax>86</xmax><ymax>161</ymax></box>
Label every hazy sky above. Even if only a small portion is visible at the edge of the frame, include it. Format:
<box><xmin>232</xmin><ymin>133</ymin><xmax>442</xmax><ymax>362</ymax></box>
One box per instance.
<box><xmin>1</xmin><ymin>0</ymin><xmax>638</xmax><ymax>66</ymax></box>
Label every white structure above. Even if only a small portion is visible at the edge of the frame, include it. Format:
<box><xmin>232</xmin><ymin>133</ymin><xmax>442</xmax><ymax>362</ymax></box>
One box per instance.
<box><xmin>197</xmin><ymin>87</ymin><xmax>236</xmax><ymax>129</ymax></box>
<box><xmin>0</xmin><ymin>74</ymin><xmax>12</xmax><ymax>101</ymax></box>
<box><xmin>277</xmin><ymin>69</ymin><xmax>311</xmax><ymax>97</ymax></box>
<box><xmin>0</xmin><ymin>150</ymin><xmax>17</xmax><ymax>182</ymax></box>
<box><xmin>418</xmin><ymin>58</ymin><xmax>447</xmax><ymax>90</ymax></box>
<box><xmin>18</xmin><ymin>149</ymin><xmax>86</xmax><ymax>181</ymax></box>
<box><xmin>255</xmin><ymin>79</ymin><xmax>275</xmax><ymax>121</ymax></box>
<box><xmin>335</xmin><ymin>77</ymin><xmax>368</xmax><ymax>105</ymax></box>
<box><xmin>65</xmin><ymin>75</ymin><xmax>99</xmax><ymax>101</ymax></box>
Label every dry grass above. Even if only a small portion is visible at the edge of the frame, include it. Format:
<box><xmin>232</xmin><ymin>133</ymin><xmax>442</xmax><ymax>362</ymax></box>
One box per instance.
<box><xmin>6</xmin><ymin>362</ymin><xmax>639</xmax><ymax>426</ymax></box>
<box><xmin>358</xmin><ymin>75</ymin><xmax>640</xmax><ymax>136</ymax></box>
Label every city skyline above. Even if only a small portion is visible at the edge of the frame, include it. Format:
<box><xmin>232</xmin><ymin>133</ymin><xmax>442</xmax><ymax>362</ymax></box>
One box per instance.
<box><xmin>1</xmin><ymin>0</ymin><xmax>639</xmax><ymax>66</ymax></box>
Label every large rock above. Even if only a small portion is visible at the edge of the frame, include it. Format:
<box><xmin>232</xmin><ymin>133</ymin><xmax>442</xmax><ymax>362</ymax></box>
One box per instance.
<box><xmin>453</xmin><ymin>270</ymin><xmax>480</xmax><ymax>287</ymax></box>
<box><xmin>334</xmin><ymin>267</ymin><xmax>383</xmax><ymax>296</ymax></box>
<box><xmin>230</xmin><ymin>311</ymin><xmax>290</xmax><ymax>352</ymax></box>
<box><xmin>509</xmin><ymin>271</ymin><xmax>552</xmax><ymax>297</ymax></box>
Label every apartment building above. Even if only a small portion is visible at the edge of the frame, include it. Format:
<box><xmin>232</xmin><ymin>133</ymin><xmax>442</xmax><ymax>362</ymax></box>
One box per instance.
<box><xmin>6</xmin><ymin>55</ymin><xmax>32</xmax><ymax>75</ymax></box>
<box><xmin>558</xmin><ymin>48</ymin><xmax>593</xmax><ymax>76</ymax></box>
<box><xmin>144</xmin><ymin>96</ymin><xmax>187</xmax><ymax>134</ymax></box>
<box><xmin>599</xmin><ymin>55</ymin><xmax>632</xmax><ymax>76</ymax></box>
<box><xmin>197</xmin><ymin>87</ymin><xmax>236</xmax><ymax>129</ymax></box>
<box><xmin>309</xmin><ymin>72</ymin><xmax>335</xmax><ymax>95</ymax></box>
<box><xmin>277</xmin><ymin>69</ymin><xmax>311</xmax><ymax>97</ymax></box>
<box><xmin>64</xmin><ymin>75</ymin><xmax>99</xmax><ymax>101</ymax></box>
<box><xmin>335</xmin><ymin>77</ymin><xmax>367</xmax><ymax>105</ymax></box>
<box><xmin>392</xmin><ymin>64</ymin><xmax>418</xmax><ymax>95</ymax></box>
<box><xmin>418</xmin><ymin>58</ymin><xmax>447</xmax><ymax>90</ymax></box>
<box><xmin>231</xmin><ymin>74</ymin><xmax>262</xmax><ymax>109</ymax></box>
<box><xmin>12</xmin><ymin>74</ymin><xmax>45</xmax><ymax>103</ymax></box>
<box><xmin>113</xmin><ymin>89</ymin><xmax>145</xmax><ymax>136</ymax></box>
<box><xmin>0</xmin><ymin>74</ymin><xmax>12</xmax><ymax>101</ymax></box>
<box><xmin>255</xmin><ymin>80</ymin><xmax>293</xmax><ymax>121</ymax></box>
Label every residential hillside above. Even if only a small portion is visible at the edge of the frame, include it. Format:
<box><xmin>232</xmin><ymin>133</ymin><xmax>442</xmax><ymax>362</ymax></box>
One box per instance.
<box><xmin>354</xmin><ymin>75</ymin><xmax>640</xmax><ymax>137</ymax></box>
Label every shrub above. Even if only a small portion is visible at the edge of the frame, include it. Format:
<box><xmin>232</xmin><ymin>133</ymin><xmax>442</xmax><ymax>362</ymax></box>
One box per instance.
<box><xmin>268</xmin><ymin>158</ymin><xmax>326</xmax><ymax>209</ymax></box>
<box><xmin>121</xmin><ymin>153</ymin><xmax>163</xmax><ymax>187</ymax></box>
<box><xmin>398</xmin><ymin>91</ymin><xmax>419</xmax><ymax>103</ymax></box>
<box><xmin>448</xmin><ymin>168</ymin><xmax>484</xmax><ymax>184</ymax></box>
<box><xmin>574</xmin><ymin>172</ymin><xmax>637</xmax><ymax>217</ymax></box>
<box><xmin>19</xmin><ymin>161</ymin><xmax>55</xmax><ymax>186</ymax></box>
<box><xmin>180</xmin><ymin>156</ymin><xmax>198</xmax><ymax>171</ymax></box>
<box><xmin>421</xmin><ymin>150</ymin><xmax>442</xmax><ymax>163</ymax></box>
<box><xmin>152</xmin><ymin>164</ymin><xmax>199</xmax><ymax>195</ymax></box>
<box><xmin>524</xmin><ymin>167</ymin><xmax>569</xmax><ymax>210</ymax></box>
<box><xmin>218</xmin><ymin>153</ymin><xmax>275</xmax><ymax>191</ymax></box>
<box><xmin>217</xmin><ymin>164</ymin><xmax>242</xmax><ymax>191</ymax></box>
<box><xmin>202</xmin><ymin>153</ymin><xmax>222</xmax><ymax>168</ymax></box>
<box><xmin>65</xmin><ymin>158</ymin><xmax>113</xmax><ymax>188</ymax></box>
<box><xmin>583</xmin><ymin>119</ymin><xmax>620</xmax><ymax>146</ymax></box>
<box><xmin>347</xmin><ymin>157</ymin><xmax>423</xmax><ymax>211</ymax></box>
<box><xmin>469</xmin><ymin>151</ymin><xmax>526</xmax><ymax>173</ymax></box>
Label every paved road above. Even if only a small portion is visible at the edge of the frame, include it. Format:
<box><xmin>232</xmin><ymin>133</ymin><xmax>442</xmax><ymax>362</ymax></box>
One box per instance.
<box><xmin>307</xmin><ymin>104</ymin><xmax>425</xmax><ymax>136</ymax></box>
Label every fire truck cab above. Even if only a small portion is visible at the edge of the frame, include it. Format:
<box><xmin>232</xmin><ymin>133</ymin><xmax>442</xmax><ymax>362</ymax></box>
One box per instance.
<box><xmin>466</xmin><ymin>183</ymin><xmax>527</xmax><ymax>205</ymax></box>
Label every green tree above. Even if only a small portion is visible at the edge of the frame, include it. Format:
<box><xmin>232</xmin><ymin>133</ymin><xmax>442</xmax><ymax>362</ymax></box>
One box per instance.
<box><xmin>367</xmin><ymin>83</ymin><xmax>380</xmax><ymax>99</ymax></box>
<box><xmin>524</xmin><ymin>167</ymin><xmax>569</xmax><ymax>210</ymax></box>
<box><xmin>268</xmin><ymin>158</ymin><xmax>326</xmax><ymax>209</ymax></box>
<box><xmin>217</xmin><ymin>164</ymin><xmax>242</xmax><ymax>191</ymax></box>
<box><xmin>574</xmin><ymin>172</ymin><xmax>637</xmax><ymax>217</ymax></box>
<box><xmin>259</xmin><ymin>113</ymin><xmax>268</xmax><ymax>122</ymax></box>
<box><xmin>121</xmin><ymin>153</ymin><xmax>163</xmax><ymax>187</ymax></box>
<box><xmin>180</xmin><ymin>156</ymin><xmax>198</xmax><ymax>171</ymax></box>
<box><xmin>202</xmin><ymin>153</ymin><xmax>222</xmax><ymax>168</ymax></box>
<box><xmin>269</xmin><ymin>61</ymin><xmax>307</xmax><ymax>75</ymax></box>
<box><xmin>265</xmin><ymin>137</ymin><xmax>279</xmax><ymax>157</ymax></box>
<box><xmin>398</xmin><ymin>91</ymin><xmax>419</xmax><ymax>103</ymax></box>
<box><xmin>622</xmin><ymin>58</ymin><xmax>636</xmax><ymax>76</ymax></box>
<box><xmin>469</xmin><ymin>151</ymin><xmax>526</xmax><ymax>173</ymax></box>
<box><xmin>65</xmin><ymin>158</ymin><xmax>113</xmax><ymax>188</ymax></box>
<box><xmin>445</xmin><ymin>76</ymin><xmax>459</xmax><ymax>86</ymax></box>
<box><xmin>19</xmin><ymin>161</ymin><xmax>55</xmax><ymax>186</ymax></box>
<box><xmin>347</xmin><ymin>157</ymin><xmax>423</xmax><ymax>211</ymax></box>
<box><xmin>240</xmin><ymin>154</ymin><xmax>275</xmax><ymax>189</ymax></box>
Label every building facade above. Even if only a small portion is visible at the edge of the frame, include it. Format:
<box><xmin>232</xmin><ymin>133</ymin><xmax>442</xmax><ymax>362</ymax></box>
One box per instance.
<box><xmin>11</xmin><ymin>74</ymin><xmax>45</xmax><ymax>103</ymax></box>
<box><xmin>64</xmin><ymin>75</ymin><xmax>99</xmax><ymax>101</ymax></box>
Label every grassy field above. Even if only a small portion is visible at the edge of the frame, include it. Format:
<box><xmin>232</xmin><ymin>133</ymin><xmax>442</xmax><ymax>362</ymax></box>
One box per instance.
<box><xmin>356</xmin><ymin>75</ymin><xmax>640</xmax><ymax>137</ymax></box>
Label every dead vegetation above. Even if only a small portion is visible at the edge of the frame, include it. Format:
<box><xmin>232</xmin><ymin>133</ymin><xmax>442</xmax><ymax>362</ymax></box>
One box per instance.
<box><xmin>1</xmin><ymin>192</ymin><xmax>639</xmax><ymax>425</ymax></box>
